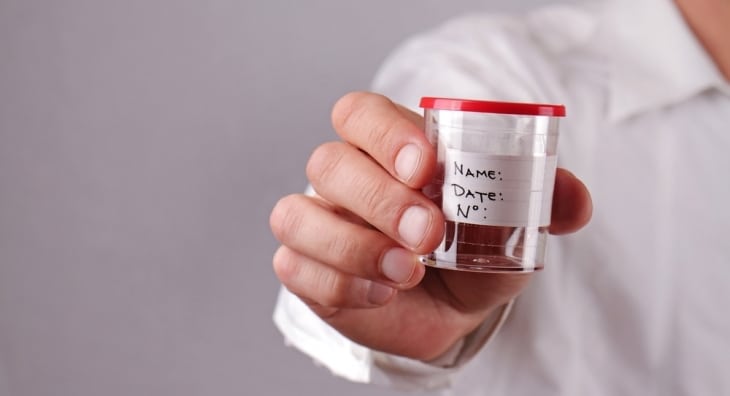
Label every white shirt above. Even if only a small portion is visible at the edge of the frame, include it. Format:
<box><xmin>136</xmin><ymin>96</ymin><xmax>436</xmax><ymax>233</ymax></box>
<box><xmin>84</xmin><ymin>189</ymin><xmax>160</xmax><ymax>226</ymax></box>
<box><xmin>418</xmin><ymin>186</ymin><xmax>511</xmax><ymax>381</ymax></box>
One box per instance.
<box><xmin>274</xmin><ymin>0</ymin><xmax>730</xmax><ymax>394</ymax></box>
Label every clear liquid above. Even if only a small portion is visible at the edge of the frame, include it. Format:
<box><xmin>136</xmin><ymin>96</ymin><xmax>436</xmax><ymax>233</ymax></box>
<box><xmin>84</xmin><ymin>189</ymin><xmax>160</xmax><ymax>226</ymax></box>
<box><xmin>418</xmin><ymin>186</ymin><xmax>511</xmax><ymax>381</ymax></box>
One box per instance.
<box><xmin>423</xmin><ymin>187</ymin><xmax>547</xmax><ymax>273</ymax></box>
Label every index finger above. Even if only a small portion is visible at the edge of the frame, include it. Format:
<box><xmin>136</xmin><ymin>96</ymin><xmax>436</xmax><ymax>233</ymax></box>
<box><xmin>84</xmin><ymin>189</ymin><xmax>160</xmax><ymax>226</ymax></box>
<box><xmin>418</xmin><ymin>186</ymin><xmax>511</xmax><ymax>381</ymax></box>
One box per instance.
<box><xmin>331</xmin><ymin>92</ymin><xmax>435</xmax><ymax>188</ymax></box>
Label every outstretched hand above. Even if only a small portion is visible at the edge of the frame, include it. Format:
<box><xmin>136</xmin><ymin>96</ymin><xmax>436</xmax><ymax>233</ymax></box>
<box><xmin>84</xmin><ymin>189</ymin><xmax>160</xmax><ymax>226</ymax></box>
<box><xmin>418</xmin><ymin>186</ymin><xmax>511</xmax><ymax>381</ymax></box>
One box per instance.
<box><xmin>270</xmin><ymin>92</ymin><xmax>592</xmax><ymax>361</ymax></box>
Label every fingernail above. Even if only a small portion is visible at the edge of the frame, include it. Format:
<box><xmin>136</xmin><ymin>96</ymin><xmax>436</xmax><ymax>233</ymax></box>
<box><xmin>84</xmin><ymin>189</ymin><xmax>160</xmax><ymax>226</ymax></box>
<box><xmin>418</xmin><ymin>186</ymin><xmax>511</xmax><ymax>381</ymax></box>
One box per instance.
<box><xmin>367</xmin><ymin>282</ymin><xmax>394</xmax><ymax>305</ymax></box>
<box><xmin>381</xmin><ymin>248</ymin><xmax>417</xmax><ymax>284</ymax></box>
<box><xmin>398</xmin><ymin>206</ymin><xmax>430</xmax><ymax>248</ymax></box>
<box><xmin>395</xmin><ymin>144</ymin><xmax>422</xmax><ymax>182</ymax></box>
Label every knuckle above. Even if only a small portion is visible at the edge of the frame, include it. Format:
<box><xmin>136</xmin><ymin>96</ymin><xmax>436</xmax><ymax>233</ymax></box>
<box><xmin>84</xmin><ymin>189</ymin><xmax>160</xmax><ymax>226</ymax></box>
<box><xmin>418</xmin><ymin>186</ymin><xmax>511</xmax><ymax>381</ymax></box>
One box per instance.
<box><xmin>331</xmin><ymin>91</ymin><xmax>380</xmax><ymax>132</ymax></box>
<box><xmin>306</xmin><ymin>142</ymin><xmax>346</xmax><ymax>188</ymax></box>
<box><xmin>318</xmin><ymin>270</ymin><xmax>354</xmax><ymax>307</ymax></box>
<box><xmin>325</xmin><ymin>230</ymin><xmax>360</xmax><ymax>263</ymax></box>
<box><xmin>333</xmin><ymin>92</ymin><xmax>399</xmax><ymax>140</ymax></box>
<box><xmin>269</xmin><ymin>194</ymin><xmax>305</xmax><ymax>244</ymax></box>
<box><xmin>356</xmin><ymin>174</ymin><xmax>399</xmax><ymax>222</ymax></box>
<box><xmin>272</xmin><ymin>246</ymin><xmax>300</xmax><ymax>285</ymax></box>
<box><xmin>367</xmin><ymin>114</ymin><xmax>403</xmax><ymax>156</ymax></box>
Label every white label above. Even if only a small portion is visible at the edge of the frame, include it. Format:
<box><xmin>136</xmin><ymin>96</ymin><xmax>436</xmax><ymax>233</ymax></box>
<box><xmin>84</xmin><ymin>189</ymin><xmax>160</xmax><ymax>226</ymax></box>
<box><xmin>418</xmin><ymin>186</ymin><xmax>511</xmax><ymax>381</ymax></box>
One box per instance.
<box><xmin>442</xmin><ymin>149</ymin><xmax>557</xmax><ymax>227</ymax></box>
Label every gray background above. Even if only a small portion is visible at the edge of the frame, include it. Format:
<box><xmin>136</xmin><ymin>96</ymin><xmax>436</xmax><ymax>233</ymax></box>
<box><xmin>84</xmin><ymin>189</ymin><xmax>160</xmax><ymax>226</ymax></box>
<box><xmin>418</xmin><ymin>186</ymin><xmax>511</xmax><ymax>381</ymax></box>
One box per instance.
<box><xmin>0</xmin><ymin>1</ymin><xmax>547</xmax><ymax>395</ymax></box>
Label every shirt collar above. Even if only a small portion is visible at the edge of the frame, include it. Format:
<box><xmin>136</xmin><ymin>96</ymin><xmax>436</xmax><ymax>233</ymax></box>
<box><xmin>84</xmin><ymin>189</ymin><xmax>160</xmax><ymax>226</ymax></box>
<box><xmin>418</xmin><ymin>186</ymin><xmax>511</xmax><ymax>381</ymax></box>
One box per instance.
<box><xmin>598</xmin><ymin>0</ymin><xmax>729</xmax><ymax>122</ymax></box>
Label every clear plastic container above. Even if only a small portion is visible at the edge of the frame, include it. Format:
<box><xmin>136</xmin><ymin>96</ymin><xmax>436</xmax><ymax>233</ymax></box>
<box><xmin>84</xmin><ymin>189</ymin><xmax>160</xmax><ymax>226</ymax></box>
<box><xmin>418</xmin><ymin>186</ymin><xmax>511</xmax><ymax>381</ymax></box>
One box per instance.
<box><xmin>419</xmin><ymin>97</ymin><xmax>565</xmax><ymax>272</ymax></box>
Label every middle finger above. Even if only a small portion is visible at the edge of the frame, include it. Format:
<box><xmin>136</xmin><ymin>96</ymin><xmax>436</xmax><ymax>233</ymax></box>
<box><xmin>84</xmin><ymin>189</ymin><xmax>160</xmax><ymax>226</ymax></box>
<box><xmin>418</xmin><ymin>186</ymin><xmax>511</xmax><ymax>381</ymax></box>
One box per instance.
<box><xmin>306</xmin><ymin>141</ymin><xmax>444</xmax><ymax>253</ymax></box>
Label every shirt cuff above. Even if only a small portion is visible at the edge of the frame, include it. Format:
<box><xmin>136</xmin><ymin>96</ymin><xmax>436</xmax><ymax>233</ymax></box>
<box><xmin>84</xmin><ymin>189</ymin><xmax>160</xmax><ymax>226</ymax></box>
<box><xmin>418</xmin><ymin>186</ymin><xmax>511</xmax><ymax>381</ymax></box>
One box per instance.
<box><xmin>273</xmin><ymin>287</ymin><xmax>513</xmax><ymax>391</ymax></box>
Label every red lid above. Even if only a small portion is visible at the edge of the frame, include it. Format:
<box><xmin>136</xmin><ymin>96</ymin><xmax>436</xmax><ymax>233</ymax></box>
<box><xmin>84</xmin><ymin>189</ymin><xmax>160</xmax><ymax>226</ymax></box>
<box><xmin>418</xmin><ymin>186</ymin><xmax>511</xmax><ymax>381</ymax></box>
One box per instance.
<box><xmin>419</xmin><ymin>97</ymin><xmax>566</xmax><ymax>117</ymax></box>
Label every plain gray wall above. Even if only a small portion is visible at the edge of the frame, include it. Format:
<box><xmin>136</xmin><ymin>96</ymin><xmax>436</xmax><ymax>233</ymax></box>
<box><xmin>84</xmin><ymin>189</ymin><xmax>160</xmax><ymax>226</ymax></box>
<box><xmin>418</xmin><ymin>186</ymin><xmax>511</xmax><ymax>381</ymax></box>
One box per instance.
<box><xmin>0</xmin><ymin>1</ymin><xmax>550</xmax><ymax>395</ymax></box>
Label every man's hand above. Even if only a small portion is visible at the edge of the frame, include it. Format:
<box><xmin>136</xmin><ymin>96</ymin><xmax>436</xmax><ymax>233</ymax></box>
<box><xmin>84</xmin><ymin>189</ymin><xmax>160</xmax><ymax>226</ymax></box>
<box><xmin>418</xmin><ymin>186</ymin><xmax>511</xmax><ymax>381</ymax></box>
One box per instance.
<box><xmin>270</xmin><ymin>92</ymin><xmax>592</xmax><ymax>361</ymax></box>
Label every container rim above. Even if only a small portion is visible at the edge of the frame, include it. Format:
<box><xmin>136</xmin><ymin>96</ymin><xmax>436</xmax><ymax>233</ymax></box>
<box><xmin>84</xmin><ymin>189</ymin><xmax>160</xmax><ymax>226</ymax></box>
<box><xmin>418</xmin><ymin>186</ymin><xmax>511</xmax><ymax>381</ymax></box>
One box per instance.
<box><xmin>420</xmin><ymin>97</ymin><xmax>566</xmax><ymax>117</ymax></box>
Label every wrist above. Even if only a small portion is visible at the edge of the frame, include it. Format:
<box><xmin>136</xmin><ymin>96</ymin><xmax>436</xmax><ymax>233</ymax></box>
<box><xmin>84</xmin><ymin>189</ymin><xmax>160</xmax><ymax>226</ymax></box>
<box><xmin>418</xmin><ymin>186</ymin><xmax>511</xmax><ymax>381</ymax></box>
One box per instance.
<box><xmin>423</xmin><ymin>300</ymin><xmax>514</xmax><ymax>368</ymax></box>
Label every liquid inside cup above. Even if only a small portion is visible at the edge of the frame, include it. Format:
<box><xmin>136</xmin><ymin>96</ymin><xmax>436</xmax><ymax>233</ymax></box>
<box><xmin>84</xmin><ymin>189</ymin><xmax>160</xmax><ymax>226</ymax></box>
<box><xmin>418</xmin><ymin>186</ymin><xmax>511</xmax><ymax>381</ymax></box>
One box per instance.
<box><xmin>422</xmin><ymin>183</ymin><xmax>548</xmax><ymax>272</ymax></box>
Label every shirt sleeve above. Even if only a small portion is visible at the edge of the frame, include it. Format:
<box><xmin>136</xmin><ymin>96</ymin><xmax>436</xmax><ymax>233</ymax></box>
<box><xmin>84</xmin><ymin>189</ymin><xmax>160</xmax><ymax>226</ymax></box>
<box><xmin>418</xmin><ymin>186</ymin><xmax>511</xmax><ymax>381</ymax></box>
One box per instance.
<box><xmin>273</xmin><ymin>287</ymin><xmax>512</xmax><ymax>391</ymax></box>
